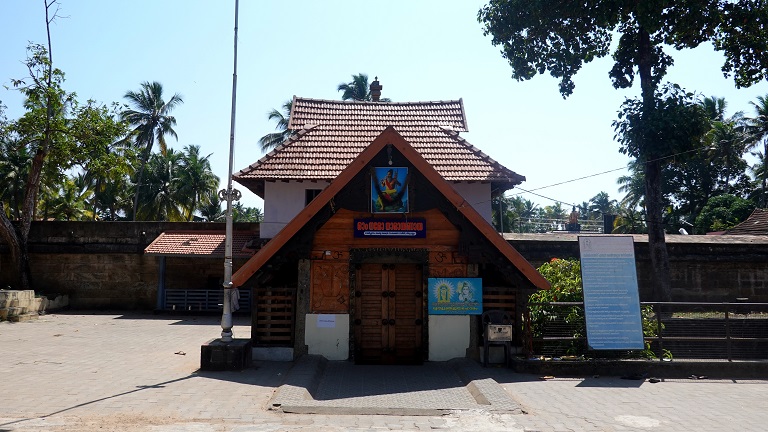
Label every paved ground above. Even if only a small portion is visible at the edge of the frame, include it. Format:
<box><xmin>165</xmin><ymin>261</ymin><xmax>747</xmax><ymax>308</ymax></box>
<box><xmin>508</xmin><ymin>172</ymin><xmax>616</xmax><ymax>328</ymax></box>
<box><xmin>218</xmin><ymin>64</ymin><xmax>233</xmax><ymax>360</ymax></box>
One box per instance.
<box><xmin>1</xmin><ymin>312</ymin><xmax>767</xmax><ymax>431</ymax></box>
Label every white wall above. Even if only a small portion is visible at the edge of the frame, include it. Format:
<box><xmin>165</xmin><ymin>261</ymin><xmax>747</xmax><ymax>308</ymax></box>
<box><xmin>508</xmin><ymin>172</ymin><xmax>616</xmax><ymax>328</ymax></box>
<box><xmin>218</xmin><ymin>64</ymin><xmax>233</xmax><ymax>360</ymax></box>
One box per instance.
<box><xmin>428</xmin><ymin>315</ymin><xmax>470</xmax><ymax>361</ymax></box>
<box><xmin>304</xmin><ymin>314</ymin><xmax>350</xmax><ymax>360</ymax></box>
<box><xmin>262</xmin><ymin>181</ymin><xmax>330</xmax><ymax>238</ymax></box>
<box><xmin>451</xmin><ymin>182</ymin><xmax>492</xmax><ymax>224</ymax></box>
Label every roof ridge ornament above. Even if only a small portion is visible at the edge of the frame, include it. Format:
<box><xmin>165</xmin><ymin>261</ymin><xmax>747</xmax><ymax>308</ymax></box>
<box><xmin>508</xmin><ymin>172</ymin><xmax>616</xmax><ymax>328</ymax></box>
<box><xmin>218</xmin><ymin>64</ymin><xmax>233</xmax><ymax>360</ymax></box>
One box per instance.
<box><xmin>370</xmin><ymin>76</ymin><xmax>382</xmax><ymax>102</ymax></box>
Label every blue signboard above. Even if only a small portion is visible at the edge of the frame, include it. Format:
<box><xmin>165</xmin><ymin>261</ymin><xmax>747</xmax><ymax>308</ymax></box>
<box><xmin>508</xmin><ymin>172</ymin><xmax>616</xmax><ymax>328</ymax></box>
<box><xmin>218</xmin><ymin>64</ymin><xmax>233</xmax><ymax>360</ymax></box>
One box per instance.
<box><xmin>427</xmin><ymin>278</ymin><xmax>483</xmax><ymax>315</ymax></box>
<box><xmin>353</xmin><ymin>218</ymin><xmax>426</xmax><ymax>238</ymax></box>
<box><xmin>579</xmin><ymin>236</ymin><xmax>644</xmax><ymax>350</ymax></box>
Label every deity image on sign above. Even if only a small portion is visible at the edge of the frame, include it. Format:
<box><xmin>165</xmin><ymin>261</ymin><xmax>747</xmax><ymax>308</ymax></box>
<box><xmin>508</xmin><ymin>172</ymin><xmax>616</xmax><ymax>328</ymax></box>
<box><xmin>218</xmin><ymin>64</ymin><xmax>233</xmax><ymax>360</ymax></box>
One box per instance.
<box><xmin>457</xmin><ymin>281</ymin><xmax>474</xmax><ymax>302</ymax></box>
<box><xmin>427</xmin><ymin>278</ymin><xmax>483</xmax><ymax>315</ymax></box>
<box><xmin>371</xmin><ymin>167</ymin><xmax>409</xmax><ymax>213</ymax></box>
<box><xmin>432</xmin><ymin>279</ymin><xmax>454</xmax><ymax>303</ymax></box>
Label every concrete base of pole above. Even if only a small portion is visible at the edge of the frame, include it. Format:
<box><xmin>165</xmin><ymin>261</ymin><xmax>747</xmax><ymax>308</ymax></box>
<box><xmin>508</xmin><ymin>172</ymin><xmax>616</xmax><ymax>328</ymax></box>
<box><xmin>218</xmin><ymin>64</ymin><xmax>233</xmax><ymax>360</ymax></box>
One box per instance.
<box><xmin>200</xmin><ymin>338</ymin><xmax>252</xmax><ymax>371</ymax></box>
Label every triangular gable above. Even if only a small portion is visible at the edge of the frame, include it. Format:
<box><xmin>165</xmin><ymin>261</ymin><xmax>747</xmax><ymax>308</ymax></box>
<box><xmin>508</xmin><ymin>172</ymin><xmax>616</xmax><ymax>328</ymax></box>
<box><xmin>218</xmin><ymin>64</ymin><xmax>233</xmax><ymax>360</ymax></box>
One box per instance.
<box><xmin>232</xmin><ymin>126</ymin><xmax>550</xmax><ymax>290</ymax></box>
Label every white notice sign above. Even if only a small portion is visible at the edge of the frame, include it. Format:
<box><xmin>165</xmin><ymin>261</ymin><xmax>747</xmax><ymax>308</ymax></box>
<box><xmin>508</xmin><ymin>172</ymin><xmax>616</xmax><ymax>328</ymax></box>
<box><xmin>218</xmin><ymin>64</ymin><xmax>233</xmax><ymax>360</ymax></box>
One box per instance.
<box><xmin>579</xmin><ymin>236</ymin><xmax>644</xmax><ymax>350</ymax></box>
<box><xmin>317</xmin><ymin>314</ymin><xmax>336</xmax><ymax>328</ymax></box>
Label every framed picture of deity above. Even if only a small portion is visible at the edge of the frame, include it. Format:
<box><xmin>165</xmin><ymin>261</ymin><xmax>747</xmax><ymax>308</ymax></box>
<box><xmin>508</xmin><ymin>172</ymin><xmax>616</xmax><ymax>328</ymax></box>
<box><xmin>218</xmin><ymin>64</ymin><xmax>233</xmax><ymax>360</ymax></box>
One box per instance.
<box><xmin>371</xmin><ymin>167</ymin><xmax>409</xmax><ymax>213</ymax></box>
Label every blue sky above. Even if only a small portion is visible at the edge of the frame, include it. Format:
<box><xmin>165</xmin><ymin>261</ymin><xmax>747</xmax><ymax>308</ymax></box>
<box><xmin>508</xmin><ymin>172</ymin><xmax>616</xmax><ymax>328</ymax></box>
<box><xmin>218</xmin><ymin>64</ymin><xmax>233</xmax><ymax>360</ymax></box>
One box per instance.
<box><xmin>2</xmin><ymin>1</ymin><xmax>767</xmax><ymax>212</ymax></box>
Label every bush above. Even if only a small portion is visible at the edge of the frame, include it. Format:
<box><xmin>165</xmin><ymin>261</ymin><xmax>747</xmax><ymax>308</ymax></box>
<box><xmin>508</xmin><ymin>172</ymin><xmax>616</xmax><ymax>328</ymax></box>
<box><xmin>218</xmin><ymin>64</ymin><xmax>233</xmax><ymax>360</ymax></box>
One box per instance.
<box><xmin>529</xmin><ymin>258</ymin><xmax>665</xmax><ymax>358</ymax></box>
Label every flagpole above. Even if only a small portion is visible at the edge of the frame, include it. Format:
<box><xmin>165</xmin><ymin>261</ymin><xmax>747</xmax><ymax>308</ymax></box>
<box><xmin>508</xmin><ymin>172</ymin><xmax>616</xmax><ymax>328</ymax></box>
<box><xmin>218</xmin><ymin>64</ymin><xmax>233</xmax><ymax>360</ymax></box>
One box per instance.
<box><xmin>220</xmin><ymin>0</ymin><xmax>240</xmax><ymax>342</ymax></box>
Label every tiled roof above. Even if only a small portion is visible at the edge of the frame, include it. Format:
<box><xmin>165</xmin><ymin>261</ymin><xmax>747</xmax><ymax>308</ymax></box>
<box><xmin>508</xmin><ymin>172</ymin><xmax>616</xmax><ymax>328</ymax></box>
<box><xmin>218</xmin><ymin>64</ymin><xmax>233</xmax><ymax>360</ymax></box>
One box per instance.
<box><xmin>144</xmin><ymin>231</ymin><xmax>259</xmax><ymax>257</ymax></box>
<box><xmin>234</xmin><ymin>97</ymin><xmax>525</xmax><ymax>197</ymax></box>
<box><xmin>232</xmin><ymin>126</ymin><xmax>549</xmax><ymax>290</ymax></box>
<box><xmin>725</xmin><ymin>208</ymin><xmax>768</xmax><ymax>235</ymax></box>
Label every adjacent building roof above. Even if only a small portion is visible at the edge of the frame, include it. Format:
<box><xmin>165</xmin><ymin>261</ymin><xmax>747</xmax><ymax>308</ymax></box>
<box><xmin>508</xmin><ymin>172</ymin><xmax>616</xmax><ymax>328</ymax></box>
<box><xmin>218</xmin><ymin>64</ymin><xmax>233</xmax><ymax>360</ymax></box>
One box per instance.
<box><xmin>726</xmin><ymin>208</ymin><xmax>768</xmax><ymax>235</ymax></box>
<box><xmin>232</xmin><ymin>126</ymin><xmax>550</xmax><ymax>291</ymax></box>
<box><xmin>234</xmin><ymin>97</ymin><xmax>525</xmax><ymax>198</ymax></box>
<box><xmin>144</xmin><ymin>231</ymin><xmax>259</xmax><ymax>257</ymax></box>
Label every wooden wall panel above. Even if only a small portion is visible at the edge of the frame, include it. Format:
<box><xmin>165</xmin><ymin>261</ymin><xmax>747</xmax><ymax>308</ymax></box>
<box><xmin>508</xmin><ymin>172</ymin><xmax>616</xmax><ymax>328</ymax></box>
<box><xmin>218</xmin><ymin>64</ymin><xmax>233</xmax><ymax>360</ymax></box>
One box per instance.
<box><xmin>310</xmin><ymin>262</ymin><xmax>349</xmax><ymax>313</ymax></box>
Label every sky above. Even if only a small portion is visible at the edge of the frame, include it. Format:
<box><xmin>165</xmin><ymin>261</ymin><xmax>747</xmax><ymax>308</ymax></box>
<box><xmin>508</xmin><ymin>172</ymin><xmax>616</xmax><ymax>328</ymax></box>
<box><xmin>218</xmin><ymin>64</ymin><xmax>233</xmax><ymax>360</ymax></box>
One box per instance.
<box><xmin>2</xmin><ymin>1</ymin><xmax>767</xmax><ymax>213</ymax></box>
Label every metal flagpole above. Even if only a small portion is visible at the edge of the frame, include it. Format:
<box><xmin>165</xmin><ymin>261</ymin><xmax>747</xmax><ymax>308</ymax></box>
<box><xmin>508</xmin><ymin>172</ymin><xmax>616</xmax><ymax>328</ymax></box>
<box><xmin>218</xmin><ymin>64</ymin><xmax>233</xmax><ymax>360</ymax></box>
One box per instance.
<box><xmin>220</xmin><ymin>0</ymin><xmax>240</xmax><ymax>342</ymax></box>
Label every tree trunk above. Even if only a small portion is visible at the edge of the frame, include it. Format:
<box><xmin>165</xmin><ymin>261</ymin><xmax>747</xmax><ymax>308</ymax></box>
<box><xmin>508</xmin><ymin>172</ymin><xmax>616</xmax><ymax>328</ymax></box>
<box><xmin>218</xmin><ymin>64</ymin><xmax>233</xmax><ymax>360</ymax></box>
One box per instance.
<box><xmin>638</xmin><ymin>26</ymin><xmax>673</xmax><ymax>302</ymax></box>
<box><xmin>643</xmin><ymin>160</ymin><xmax>673</xmax><ymax>301</ymax></box>
<box><xmin>132</xmin><ymin>154</ymin><xmax>149</xmax><ymax>221</ymax></box>
<box><xmin>762</xmin><ymin>141</ymin><xmax>768</xmax><ymax>208</ymax></box>
<box><xmin>0</xmin><ymin>204</ymin><xmax>30</xmax><ymax>290</ymax></box>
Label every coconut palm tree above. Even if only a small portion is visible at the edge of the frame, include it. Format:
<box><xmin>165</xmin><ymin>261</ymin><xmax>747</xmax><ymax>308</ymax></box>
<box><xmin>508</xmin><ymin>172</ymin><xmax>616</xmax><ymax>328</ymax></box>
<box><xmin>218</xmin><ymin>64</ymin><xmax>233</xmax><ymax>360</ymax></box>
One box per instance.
<box><xmin>337</xmin><ymin>73</ymin><xmax>392</xmax><ymax>102</ymax></box>
<box><xmin>588</xmin><ymin>192</ymin><xmax>617</xmax><ymax>219</ymax></box>
<box><xmin>136</xmin><ymin>149</ymin><xmax>186</xmax><ymax>221</ymax></box>
<box><xmin>178</xmin><ymin>144</ymin><xmax>219</xmax><ymax>220</ymax></box>
<box><xmin>749</xmin><ymin>150</ymin><xmax>766</xmax><ymax>204</ymax></box>
<box><xmin>121</xmin><ymin>81</ymin><xmax>183</xmax><ymax>220</ymax></box>
<box><xmin>701</xmin><ymin>96</ymin><xmax>727</xmax><ymax>122</ymax></box>
<box><xmin>258</xmin><ymin>100</ymin><xmax>294</xmax><ymax>152</ymax></box>
<box><xmin>703</xmin><ymin>112</ymin><xmax>749</xmax><ymax>193</ymax></box>
<box><xmin>746</xmin><ymin>94</ymin><xmax>768</xmax><ymax>207</ymax></box>
<box><xmin>0</xmin><ymin>137</ymin><xmax>31</xmax><ymax>220</ymax></box>
<box><xmin>617</xmin><ymin>161</ymin><xmax>646</xmax><ymax>210</ymax></box>
<box><xmin>43</xmin><ymin>175</ymin><xmax>94</xmax><ymax>221</ymax></box>
<box><xmin>199</xmin><ymin>191</ymin><xmax>225</xmax><ymax>222</ymax></box>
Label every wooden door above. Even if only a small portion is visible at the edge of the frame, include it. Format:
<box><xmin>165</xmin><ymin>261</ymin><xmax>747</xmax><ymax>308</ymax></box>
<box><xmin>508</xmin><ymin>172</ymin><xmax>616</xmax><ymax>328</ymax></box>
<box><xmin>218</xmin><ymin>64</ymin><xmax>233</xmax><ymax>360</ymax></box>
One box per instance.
<box><xmin>354</xmin><ymin>263</ymin><xmax>423</xmax><ymax>364</ymax></box>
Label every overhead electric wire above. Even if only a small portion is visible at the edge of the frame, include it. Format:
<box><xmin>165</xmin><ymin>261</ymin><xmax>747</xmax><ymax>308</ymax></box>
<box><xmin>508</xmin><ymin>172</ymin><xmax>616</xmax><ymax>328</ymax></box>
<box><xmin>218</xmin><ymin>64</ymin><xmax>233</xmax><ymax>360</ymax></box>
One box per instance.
<box><xmin>507</xmin><ymin>145</ymin><xmax>715</xmax><ymax>206</ymax></box>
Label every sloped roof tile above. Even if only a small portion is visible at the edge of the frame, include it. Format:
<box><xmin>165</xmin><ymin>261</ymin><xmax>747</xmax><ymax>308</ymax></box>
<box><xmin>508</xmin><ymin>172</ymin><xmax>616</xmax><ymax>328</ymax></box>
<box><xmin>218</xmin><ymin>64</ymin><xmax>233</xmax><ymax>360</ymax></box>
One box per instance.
<box><xmin>234</xmin><ymin>97</ymin><xmax>523</xmax><ymax>197</ymax></box>
<box><xmin>144</xmin><ymin>231</ymin><xmax>258</xmax><ymax>257</ymax></box>
<box><xmin>725</xmin><ymin>208</ymin><xmax>768</xmax><ymax>235</ymax></box>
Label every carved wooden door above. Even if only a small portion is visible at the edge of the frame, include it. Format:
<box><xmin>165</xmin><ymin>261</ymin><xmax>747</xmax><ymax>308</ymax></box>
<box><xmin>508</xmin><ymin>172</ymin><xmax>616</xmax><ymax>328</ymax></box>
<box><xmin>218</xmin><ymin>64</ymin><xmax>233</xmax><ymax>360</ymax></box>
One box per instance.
<box><xmin>354</xmin><ymin>263</ymin><xmax>423</xmax><ymax>364</ymax></box>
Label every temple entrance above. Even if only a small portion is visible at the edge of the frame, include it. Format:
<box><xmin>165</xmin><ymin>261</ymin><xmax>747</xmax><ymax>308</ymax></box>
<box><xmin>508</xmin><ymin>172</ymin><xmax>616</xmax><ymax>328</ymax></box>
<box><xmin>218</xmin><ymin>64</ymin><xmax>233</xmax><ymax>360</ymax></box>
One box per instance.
<box><xmin>354</xmin><ymin>263</ymin><xmax>424</xmax><ymax>364</ymax></box>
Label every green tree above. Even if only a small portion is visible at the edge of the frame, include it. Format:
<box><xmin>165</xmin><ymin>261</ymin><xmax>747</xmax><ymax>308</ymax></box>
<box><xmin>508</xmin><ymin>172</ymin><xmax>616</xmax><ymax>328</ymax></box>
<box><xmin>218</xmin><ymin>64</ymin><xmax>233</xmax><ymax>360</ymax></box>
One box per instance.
<box><xmin>258</xmin><ymin>99</ymin><xmax>294</xmax><ymax>152</ymax></box>
<box><xmin>136</xmin><ymin>149</ymin><xmax>186</xmax><ymax>221</ymax></box>
<box><xmin>337</xmin><ymin>73</ymin><xmax>392</xmax><ymax>102</ymax></box>
<box><xmin>701</xmin><ymin>96</ymin><xmax>727</xmax><ymax>122</ymax></box>
<box><xmin>121</xmin><ymin>81</ymin><xmax>183</xmax><ymax>220</ymax></box>
<box><xmin>749</xmin><ymin>150</ymin><xmax>766</xmax><ymax>204</ymax></box>
<box><xmin>42</xmin><ymin>175</ymin><xmax>93</xmax><ymax>221</ymax></box>
<box><xmin>613</xmin><ymin>203</ymin><xmax>647</xmax><ymax>234</ymax></box>
<box><xmin>614</xmin><ymin>84</ymin><xmax>712</xmax><ymax>298</ymax></box>
<box><xmin>83</xmin><ymin>142</ymin><xmax>136</xmax><ymax>221</ymax></box>
<box><xmin>703</xmin><ymin>111</ymin><xmax>749</xmax><ymax>194</ymax></box>
<box><xmin>0</xmin><ymin>129</ymin><xmax>32</xmax><ymax>220</ymax></box>
<box><xmin>478</xmin><ymin>1</ymin><xmax>768</xmax><ymax>301</ymax></box>
<box><xmin>0</xmin><ymin>44</ymin><xmax>126</xmax><ymax>289</ymax></box>
<box><xmin>695</xmin><ymin>194</ymin><xmax>755</xmax><ymax>233</ymax></box>
<box><xmin>199</xmin><ymin>191</ymin><xmax>225</xmax><ymax>222</ymax></box>
<box><xmin>491</xmin><ymin>193</ymin><xmax>516</xmax><ymax>232</ymax></box>
<box><xmin>232</xmin><ymin>203</ymin><xmax>263</xmax><ymax>222</ymax></box>
<box><xmin>588</xmin><ymin>191</ymin><xmax>617</xmax><ymax>219</ymax></box>
<box><xmin>746</xmin><ymin>95</ymin><xmax>768</xmax><ymax>207</ymax></box>
<box><xmin>178</xmin><ymin>144</ymin><xmax>219</xmax><ymax>221</ymax></box>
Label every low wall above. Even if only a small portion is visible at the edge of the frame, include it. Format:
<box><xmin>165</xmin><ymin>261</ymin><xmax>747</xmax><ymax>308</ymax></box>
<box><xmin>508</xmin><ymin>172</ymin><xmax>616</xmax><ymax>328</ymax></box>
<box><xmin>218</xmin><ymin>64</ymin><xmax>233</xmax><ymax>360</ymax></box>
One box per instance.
<box><xmin>0</xmin><ymin>221</ymin><xmax>258</xmax><ymax>309</ymax></box>
<box><xmin>2</xmin><ymin>224</ymin><xmax>767</xmax><ymax>309</ymax></box>
<box><xmin>507</xmin><ymin>233</ymin><xmax>768</xmax><ymax>302</ymax></box>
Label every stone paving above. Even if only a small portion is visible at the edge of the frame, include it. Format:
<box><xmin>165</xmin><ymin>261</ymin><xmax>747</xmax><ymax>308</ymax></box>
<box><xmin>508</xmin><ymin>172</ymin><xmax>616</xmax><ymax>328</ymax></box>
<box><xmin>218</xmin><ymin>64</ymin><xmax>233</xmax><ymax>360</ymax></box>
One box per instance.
<box><xmin>270</xmin><ymin>356</ymin><xmax>521</xmax><ymax>415</ymax></box>
<box><xmin>1</xmin><ymin>312</ymin><xmax>767</xmax><ymax>431</ymax></box>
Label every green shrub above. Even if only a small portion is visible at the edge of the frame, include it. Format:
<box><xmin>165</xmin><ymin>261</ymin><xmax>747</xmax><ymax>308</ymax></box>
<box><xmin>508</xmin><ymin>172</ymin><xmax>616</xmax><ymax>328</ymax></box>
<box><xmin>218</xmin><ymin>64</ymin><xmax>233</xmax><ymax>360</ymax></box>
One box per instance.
<box><xmin>529</xmin><ymin>258</ymin><xmax>666</xmax><ymax>358</ymax></box>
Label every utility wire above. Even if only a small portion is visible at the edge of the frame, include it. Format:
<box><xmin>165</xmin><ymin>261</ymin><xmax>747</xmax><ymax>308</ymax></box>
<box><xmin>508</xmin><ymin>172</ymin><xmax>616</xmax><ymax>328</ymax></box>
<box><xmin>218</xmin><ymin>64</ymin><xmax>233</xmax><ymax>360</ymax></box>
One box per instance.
<box><xmin>506</xmin><ymin>145</ymin><xmax>715</xmax><ymax>206</ymax></box>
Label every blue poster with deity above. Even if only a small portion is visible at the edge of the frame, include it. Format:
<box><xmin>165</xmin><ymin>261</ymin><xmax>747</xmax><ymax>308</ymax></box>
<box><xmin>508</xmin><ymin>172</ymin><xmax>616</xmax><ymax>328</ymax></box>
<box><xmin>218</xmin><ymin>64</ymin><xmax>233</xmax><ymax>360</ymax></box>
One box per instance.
<box><xmin>371</xmin><ymin>167</ymin><xmax>409</xmax><ymax>213</ymax></box>
<box><xmin>427</xmin><ymin>278</ymin><xmax>483</xmax><ymax>315</ymax></box>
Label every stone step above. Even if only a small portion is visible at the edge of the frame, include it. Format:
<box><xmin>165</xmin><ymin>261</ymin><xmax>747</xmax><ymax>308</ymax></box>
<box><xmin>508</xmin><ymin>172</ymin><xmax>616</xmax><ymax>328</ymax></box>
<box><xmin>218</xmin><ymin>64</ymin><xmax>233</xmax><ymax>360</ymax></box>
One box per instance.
<box><xmin>9</xmin><ymin>313</ymin><xmax>39</xmax><ymax>323</ymax></box>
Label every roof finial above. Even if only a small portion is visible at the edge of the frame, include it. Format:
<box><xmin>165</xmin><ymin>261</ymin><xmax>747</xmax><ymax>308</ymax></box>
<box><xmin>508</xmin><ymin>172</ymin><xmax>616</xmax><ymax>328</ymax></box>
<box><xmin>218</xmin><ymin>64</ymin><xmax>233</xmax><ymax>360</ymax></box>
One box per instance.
<box><xmin>370</xmin><ymin>76</ymin><xmax>382</xmax><ymax>102</ymax></box>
